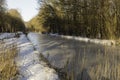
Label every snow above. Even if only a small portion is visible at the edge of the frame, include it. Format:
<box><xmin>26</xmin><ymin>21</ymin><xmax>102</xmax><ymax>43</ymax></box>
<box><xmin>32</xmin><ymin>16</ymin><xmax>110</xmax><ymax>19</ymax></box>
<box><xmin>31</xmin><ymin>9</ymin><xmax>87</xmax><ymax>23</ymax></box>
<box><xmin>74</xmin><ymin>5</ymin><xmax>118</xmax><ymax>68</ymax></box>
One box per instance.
<box><xmin>16</xmin><ymin>34</ymin><xmax>59</xmax><ymax>80</ymax></box>
<box><xmin>0</xmin><ymin>33</ymin><xmax>59</xmax><ymax>80</ymax></box>
<box><xmin>0</xmin><ymin>38</ymin><xmax>18</xmax><ymax>54</ymax></box>
<box><xmin>27</xmin><ymin>33</ymin><xmax>40</xmax><ymax>50</ymax></box>
<box><xmin>50</xmin><ymin>35</ymin><xmax>116</xmax><ymax>46</ymax></box>
<box><xmin>0</xmin><ymin>33</ymin><xmax>16</xmax><ymax>40</ymax></box>
<box><xmin>0</xmin><ymin>32</ymin><xmax>116</xmax><ymax>80</ymax></box>
<box><xmin>49</xmin><ymin>33</ymin><xmax>59</xmax><ymax>37</ymax></box>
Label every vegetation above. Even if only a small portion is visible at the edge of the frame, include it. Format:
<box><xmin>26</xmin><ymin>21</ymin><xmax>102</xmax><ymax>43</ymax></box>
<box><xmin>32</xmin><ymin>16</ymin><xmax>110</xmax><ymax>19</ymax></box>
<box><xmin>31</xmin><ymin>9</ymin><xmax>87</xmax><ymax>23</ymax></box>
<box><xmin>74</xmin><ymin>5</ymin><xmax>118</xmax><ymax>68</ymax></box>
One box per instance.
<box><xmin>0</xmin><ymin>0</ymin><xmax>26</xmax><ymax>33</ymax></box>
<box><xmin>89</xmin><ymin>53</ymin><xmax>120</xmax><ymax>80</ymax></box>
<box><xmin>0</xmin><ymin>0</ymin><xmax>6</xmax><ymax>32</ymax></box>
<box><xmin>26</xmin><ymin>15</ymin><xmax>46</xmax><ymax>32</ymax></box>
<box><xmin>37</xmin><ymin>1</ymin><xmax>120</xmax><ymax>79</ymax></box>
<box><xmin>6</xmin><ymin>9</ymin><xmax>26</xmax><ymax>32</ymax></box>
<box><xmin>58</xmin><ymin>46</ymin><xmax>120</xmax><ymax>80</ymax></box>
<box><xmin>0</xmin><ymin>42</ymin><xmax>18</xmax><ymax>80</ymax></box>
<box><xmin>38</xmin><ymin>0</ymin><xmax>120</xmax><ymax>39</ymax></box>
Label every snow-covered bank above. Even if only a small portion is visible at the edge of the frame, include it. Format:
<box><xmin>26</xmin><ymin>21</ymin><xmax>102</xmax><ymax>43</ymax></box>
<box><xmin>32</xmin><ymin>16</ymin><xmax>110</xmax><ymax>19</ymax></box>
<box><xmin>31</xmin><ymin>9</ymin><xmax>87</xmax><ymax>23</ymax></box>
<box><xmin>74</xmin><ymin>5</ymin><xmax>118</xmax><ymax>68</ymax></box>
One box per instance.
<box><xmin>49</xmin><ymin>34</ymin><xmax>116</xmax><ymax>46</ymax></box>
<box><xmin>16</xmin><ymin>34</ymin><xmax>59</xmax><ymax>80</ymax></box>
<box><xmin>0</xmin><ymin>33</ymin><xmax>16</xmax><ymax>40</ymax></box>
<box><xmin>0</xmin><ymin>34</ymin><xmax>18</xmax><ymax>54</ymax></box>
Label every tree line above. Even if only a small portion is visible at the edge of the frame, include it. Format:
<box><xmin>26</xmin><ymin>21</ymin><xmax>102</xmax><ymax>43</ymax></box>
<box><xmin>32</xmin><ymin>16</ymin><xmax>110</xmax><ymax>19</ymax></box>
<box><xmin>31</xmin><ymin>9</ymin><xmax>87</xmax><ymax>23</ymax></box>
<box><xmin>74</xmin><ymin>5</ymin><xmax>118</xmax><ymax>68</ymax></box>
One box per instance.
<box><xmin>26</xmin><ymin>15</ymin><xmax>46</xmax><ymax>32</ymax></box>
<box><xmin>0</xmin><ymin>0</ymin><xmax>26</xmax><ymax>33</ymax></box>
<box><xmin>38</xmin><ymin>0</ymin><xmax>120</xmax><ymax>39</ymax></box>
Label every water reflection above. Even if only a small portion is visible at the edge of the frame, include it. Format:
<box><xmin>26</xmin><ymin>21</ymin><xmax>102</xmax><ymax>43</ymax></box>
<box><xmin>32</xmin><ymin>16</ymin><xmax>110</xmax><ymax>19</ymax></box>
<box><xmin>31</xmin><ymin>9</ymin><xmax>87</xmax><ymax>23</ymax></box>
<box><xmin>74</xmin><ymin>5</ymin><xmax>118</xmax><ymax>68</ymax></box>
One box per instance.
<box><xmin>28</xmin><ymin>33</ymin><xmax>120</xmax><ymax>80</ymax></box>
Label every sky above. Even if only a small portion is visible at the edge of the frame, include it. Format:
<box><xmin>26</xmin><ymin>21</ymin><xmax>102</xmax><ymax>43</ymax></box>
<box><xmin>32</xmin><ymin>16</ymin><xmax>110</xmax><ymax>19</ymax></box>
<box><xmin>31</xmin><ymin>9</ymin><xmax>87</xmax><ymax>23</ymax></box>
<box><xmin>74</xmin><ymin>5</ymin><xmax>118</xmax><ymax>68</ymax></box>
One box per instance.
<box><xmin>7</xmin><ymin>0</ymin><xmax>39</xmax><ymax>21</ymax></box>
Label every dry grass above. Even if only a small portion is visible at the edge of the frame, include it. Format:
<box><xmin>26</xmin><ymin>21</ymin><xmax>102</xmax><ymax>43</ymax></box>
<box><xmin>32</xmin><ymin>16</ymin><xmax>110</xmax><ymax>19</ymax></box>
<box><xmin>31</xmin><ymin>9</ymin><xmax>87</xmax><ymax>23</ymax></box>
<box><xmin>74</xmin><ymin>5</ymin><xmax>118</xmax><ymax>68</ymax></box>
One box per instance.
<box><xmin>0</xmin><ymin>42</ymin><xmax>18</xmax><ymax>80</ymax></box>
<box><xmin>89</xmin><ymin>51</ymin><xmax>120</xmax><ymax>80</ymax></box>
<box><xmin>63</xmin><ymin>46</ymin><xmax>120</xmax><ymax>80</ymax></box>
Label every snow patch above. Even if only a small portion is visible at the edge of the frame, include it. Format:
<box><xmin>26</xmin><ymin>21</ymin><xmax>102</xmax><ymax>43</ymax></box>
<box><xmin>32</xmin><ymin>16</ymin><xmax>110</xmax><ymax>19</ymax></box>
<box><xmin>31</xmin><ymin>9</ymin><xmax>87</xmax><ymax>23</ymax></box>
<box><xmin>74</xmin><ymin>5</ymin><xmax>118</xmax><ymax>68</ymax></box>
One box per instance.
<box><xmin>0</xmin><ymin>33</ymin><xmax>16</xmax><ymax>40</ymax></box>
<box><xmin>16</xmin><ymin>34</ymin><xmax>59</xmax><ymax>80</ymax></box>
<box><xmin>49</xmin><ymin>33</ymin><xmax>59</xmax><ymax>37</ymax></box>
<box><xmin>50</xmin><ymin>34</ymin><xmax>115</xmax><ymax>46</ymax></box>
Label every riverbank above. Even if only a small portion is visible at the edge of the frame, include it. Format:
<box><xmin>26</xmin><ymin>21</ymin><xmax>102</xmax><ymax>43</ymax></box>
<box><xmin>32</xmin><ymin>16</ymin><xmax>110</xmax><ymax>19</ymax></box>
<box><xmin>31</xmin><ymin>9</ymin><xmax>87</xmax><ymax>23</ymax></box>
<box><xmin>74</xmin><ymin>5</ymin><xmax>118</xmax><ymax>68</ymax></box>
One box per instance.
<box><xmin>0</xmin><ymin>33</ymin><xmax>59</xmax><ymax>80</ymax></box>
<box><xmin>0</xmin><ymin>34</ymin><xmax>18</xmax><ymax>80</ymax></box>
<box><xmin>28</xmin><ymin>32</ymin><xmax>120</xmax><ymax>80</ymax></box>
<box><xmin>49</xmin><ymin>33</ymin><xmax>116</xmax><ymax>46</ymax></box>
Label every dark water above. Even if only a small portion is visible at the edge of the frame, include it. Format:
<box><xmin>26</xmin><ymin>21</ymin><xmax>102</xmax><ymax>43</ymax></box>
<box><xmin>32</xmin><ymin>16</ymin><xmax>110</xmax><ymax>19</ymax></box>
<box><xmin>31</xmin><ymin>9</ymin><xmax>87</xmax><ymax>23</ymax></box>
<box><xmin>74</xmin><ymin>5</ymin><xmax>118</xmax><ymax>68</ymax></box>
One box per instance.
<box><xmin>28</xmin><ymin>33</ymin><xmax>120</xmax><ymax>80</ymax></box>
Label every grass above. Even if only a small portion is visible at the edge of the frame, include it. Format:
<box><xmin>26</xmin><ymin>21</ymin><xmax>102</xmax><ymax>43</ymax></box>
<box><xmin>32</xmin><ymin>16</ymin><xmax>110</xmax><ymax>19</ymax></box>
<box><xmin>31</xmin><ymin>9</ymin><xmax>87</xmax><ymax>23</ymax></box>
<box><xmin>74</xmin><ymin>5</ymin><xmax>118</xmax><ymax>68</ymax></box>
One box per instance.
<box><xmin>0</xmin><ymin>42</ymin><xmax>18</xmax><ymax>80</ymax></box>
<box><xmin>89</xmin><ymin>50</ymin><xmax>120</xmax><ymax>80</ymax></box>
<box><xmin>60</xmin><ymin>46</ymin><xmax>120</xmax><ymax>80</ymax></box>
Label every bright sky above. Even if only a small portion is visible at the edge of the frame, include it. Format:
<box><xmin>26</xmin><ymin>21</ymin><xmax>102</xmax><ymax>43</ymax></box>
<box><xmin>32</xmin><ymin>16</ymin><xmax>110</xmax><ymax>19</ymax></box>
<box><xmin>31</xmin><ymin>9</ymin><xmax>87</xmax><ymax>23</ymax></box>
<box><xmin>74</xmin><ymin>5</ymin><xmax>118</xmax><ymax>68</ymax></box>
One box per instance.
<box><xmin>7</xmin><ymin>0</ymin><xmax>39</xmax><ymax>21</ymax></box>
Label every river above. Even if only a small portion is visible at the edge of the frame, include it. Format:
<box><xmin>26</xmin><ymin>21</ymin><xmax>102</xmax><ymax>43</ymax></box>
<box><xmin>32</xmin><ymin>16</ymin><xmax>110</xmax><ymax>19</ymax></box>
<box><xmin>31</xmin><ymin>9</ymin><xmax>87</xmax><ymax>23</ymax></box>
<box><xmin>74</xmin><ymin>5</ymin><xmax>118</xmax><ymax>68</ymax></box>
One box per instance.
<box><xmin>28</xmin><ymin>33</ymin><xmax>120</xmax><ymax>80</ymax></box>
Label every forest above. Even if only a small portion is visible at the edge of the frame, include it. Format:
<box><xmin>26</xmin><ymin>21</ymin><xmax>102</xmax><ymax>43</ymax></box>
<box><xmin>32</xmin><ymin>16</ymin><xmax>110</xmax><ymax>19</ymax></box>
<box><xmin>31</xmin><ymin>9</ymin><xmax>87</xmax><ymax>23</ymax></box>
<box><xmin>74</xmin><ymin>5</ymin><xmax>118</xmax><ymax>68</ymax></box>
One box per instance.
<box><xmin>0</xmin><ymin>0</ymin><xmax>26</xmax><ymax>33</ymax></box>
<box><xmin>37</xmin><ymin>0</ymin><xmax>120</xmax><ymax>39</ymax></box>
<box><xmin>1</xmin><ymin>0</ymin><xmax>120</xmax><ymax>39</ymax></box>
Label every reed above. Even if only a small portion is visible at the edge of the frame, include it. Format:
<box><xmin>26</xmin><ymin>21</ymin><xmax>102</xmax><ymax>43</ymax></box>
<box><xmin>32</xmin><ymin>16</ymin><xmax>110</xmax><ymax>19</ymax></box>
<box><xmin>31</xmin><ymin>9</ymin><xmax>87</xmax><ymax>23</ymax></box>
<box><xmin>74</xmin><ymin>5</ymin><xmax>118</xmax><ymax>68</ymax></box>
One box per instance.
<box><xmin>0</xmin><ymin>42</ymin><xmax>18</xmax><ymax>80</ymax></box>
<box><xmin>64</xmin><ymin>46</ymin><xmax>120</xmax><ymax>80</ymax></box>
